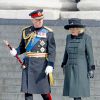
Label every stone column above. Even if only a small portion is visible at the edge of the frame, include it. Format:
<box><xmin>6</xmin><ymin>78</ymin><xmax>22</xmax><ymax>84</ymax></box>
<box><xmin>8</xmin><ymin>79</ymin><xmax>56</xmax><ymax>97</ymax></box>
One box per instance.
<box><xmin>77</xmin><ymin>0</ymin><xmax>100</xmax><ymax>11</ymax></box>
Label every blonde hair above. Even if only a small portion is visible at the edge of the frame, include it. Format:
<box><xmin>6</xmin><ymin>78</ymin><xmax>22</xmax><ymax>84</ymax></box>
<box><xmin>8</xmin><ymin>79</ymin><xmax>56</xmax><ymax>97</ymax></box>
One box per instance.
<box><xmin>79</xmin><ymin>28</ymin><xmax>85</xmax><ymax>33</ymax></box>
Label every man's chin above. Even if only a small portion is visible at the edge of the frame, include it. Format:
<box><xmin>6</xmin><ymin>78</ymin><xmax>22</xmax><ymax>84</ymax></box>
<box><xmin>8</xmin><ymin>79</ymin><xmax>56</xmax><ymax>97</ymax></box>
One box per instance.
<box><xmin>34</xmin><ymin>25</ymin><xmax>43</xmax><ymax>28</ymax></box>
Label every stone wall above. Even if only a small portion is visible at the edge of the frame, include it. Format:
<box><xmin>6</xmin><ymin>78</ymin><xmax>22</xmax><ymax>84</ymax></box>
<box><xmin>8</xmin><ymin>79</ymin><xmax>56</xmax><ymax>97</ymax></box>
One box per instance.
<box><xmin>0</xmin><ymin>0</ymin><xmax>100</xmax><ymax>20</ymax></box>
<box><xmin>0</xmin><ymin>19</ymin><xmax>100</xmax><ymax>100</ymax></box>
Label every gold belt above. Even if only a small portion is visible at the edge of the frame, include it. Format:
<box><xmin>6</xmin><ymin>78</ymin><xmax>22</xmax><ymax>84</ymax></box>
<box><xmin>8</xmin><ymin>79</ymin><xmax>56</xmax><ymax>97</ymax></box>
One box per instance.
<box><xmin>26</xmin><ymin>52</ymin><xmax>48</xmax><ymax>58</ymax></box>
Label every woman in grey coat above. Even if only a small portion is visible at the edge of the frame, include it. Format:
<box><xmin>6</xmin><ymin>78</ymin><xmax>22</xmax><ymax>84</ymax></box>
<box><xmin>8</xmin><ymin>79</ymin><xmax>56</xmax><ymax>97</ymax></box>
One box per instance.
<box><xmin>61</xmin><ymin>18</ymin><xmax>95</xmax><ymax>100</ymax></box>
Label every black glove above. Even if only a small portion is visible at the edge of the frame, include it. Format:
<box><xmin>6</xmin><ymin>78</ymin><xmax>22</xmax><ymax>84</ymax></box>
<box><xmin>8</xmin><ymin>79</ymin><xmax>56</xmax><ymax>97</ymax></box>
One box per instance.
<box><xmin>88</xmin><ymin>70</ymin><xmax>94</xmax><ymax>78</ymax></box>
<box><xmin>61</xmin><ymin>63</ymin><xmax>66</xmax><ymax>75</ymax></box>
<box><xmin>61</xmin><ymin>63</ymin><xmax>65</xmax><ymax>68</ymax></box>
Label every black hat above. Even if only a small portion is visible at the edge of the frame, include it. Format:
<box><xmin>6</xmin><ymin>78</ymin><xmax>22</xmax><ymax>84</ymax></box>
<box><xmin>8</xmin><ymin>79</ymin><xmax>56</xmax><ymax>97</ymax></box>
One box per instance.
<box><xmin>64</xmin><ymin>18</ymin><xmax>85</xmax><ymax>30</ymax></box>
<box><xmin>29</xmin><ymin>9</ymin><xmax>44</xmax><ymax>19</ymax></box>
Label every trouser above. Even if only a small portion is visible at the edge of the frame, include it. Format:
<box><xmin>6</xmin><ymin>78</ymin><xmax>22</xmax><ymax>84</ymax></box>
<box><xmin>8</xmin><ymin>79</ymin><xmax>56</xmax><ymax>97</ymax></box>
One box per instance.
<box><xmin>74</xmin><ymin>97</ymin><xmax>81</xmax><ymax>100</ymax></box>
<box><xmin>25</xmin><ymin>93</ymin><xmax>52</xmax><ymax>100</ymax></box>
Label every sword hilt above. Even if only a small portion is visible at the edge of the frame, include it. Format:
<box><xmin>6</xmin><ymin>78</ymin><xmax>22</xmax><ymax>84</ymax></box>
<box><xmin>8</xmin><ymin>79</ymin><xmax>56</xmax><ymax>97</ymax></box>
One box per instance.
<box><xmin>3</xmin><ymin>40</ymin><xmax>26</xmax><ymax>69</ymax></box>
<box><xmin>3</xmin><ymin>40</ymin><xmax>12</xmax><ymax>50</ymax></box>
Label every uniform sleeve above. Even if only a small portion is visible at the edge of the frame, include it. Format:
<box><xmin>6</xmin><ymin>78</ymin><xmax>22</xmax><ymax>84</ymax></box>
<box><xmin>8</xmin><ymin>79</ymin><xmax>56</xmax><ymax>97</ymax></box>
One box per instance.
<box><xmin>47</xmin><ymin>32</ymin><xmax>56</xmax><ymax>68</ymax></box>
<box><xmin>16</xmin><ymin>34</ymin><xmax>26</xmax><ymax>55</ymax></box>
<box><xmin>85</xmin><ymin>35</ymin><xmax>95</xmax><ymax>71</ymax></box>
<box><xmin>61</xmin><ymin>36</ymin><xmax>68</xmax><ymax>68</ymax></box>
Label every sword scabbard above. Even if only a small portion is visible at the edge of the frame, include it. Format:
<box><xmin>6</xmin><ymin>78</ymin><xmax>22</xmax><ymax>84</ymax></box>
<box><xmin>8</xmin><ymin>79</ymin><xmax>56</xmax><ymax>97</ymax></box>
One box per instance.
<box><xmin>49</xmin><ymin>72</ymin><xmax>55</xmax><ymax>86</ymax></box>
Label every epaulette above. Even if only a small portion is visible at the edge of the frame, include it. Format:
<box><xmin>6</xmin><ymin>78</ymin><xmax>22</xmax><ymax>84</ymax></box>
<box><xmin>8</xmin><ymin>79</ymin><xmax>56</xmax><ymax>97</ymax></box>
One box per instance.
<box><xmin>22</xmin><ymin>26</ymin><xmax>32</xmax><ymax>39</ymax></box>
<box><xmin>22</xmin><ymin>26</ymin><xmax>32</xmax><ymax>31</ymax></box>
<box><xmin>44</xmin><ymin>26</ymin><xmax>53</xmax><ymax>32</ymax></box>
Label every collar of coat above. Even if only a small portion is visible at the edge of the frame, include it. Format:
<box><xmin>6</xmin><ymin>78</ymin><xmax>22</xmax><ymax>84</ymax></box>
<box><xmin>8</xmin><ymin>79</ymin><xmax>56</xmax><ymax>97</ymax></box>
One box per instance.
<box><xmin>71</xmin><ymin>33</ymin><xmax>84</xmax><ymax>39</ymax></box>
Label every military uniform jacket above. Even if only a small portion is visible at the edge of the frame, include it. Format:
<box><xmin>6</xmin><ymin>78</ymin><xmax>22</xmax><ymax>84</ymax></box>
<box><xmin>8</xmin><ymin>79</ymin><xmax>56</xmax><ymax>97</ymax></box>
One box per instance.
<box><xmin>16</xmin><ymin>26</ymin><xmax>56</xmax><ymax>94</ymax></box>
<box><xmin>62</xmin><ymin>33</ymin><xmax>95</xmax><ymax>97</ymax></box>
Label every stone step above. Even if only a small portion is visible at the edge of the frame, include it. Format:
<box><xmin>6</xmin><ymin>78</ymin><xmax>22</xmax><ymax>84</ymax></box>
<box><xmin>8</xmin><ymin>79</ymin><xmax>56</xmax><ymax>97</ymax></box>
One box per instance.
<box><xmin>0</xmin><ymin>68</ymin><xmax>64</xmax><ymax>80</ymax></box>
<box><xmin>0</xmin><ymin>60</ymin><xmax>64</xmax><ymax>74</ymax></box>
<box><xmin>1</xmin><ymin>10</ymin><xmax>100</xmax><ymax>20</ymax></box>
<box><xmin>61</xmin><ymin>11</ymin><xmax>100</xmax><ymax>20</ymax></box>
<box><xmin>0</xmin><ymin>93</ymin><xmax>99</xmax><ymax>100</ymax></box>
<box><xmin>77</xmin><ymin>1</ymin><xmax>100</xmax><ymax>11</ymax></box>
<box><xmin>0</xmin><ymin>0</ymin><xmax>63</xmax><ymax>10</ymax></box>
<box><xmin>0</xmin><ymin>93</ymin><xmax>70</xmax><ymax>100</ymax></box>
<box><xmin>0</xmin><ymin>10</ymin><xmax>60</xmax><ymax>20</ymax></box>
<box><xmin>0</xmin><ymin>78</ymin><xmax>64</xmax><ymax>87</ymax></box>
<box><xmin>0</xmin><ymin>84</ymin><xmax>97</xmax><ymax>96</ymax></box>
<box><xmin>0</xmin><ymin>93</ymin><xmax>24</xmax><ymax>100</ymax></box>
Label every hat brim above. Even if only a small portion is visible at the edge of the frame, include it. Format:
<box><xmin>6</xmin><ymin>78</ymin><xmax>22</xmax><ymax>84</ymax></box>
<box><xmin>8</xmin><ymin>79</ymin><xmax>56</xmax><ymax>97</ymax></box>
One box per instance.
<box><xmin>32</xmin><ymin>16</ymin><xmax>44</xmax><ymax>19</ymax></box>
<box><xmin>64</xmin><ymin>25</ymin><xmax>85</xmax><ymax>30</ymax></box>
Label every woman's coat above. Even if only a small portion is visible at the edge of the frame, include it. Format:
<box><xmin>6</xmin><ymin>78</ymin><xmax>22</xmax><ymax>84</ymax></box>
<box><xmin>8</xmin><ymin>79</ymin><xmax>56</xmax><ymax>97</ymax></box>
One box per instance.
<box><xmin>62</xmin><ymin>33</ymin><xmax>94</xmax><ymax>97</ymax></box>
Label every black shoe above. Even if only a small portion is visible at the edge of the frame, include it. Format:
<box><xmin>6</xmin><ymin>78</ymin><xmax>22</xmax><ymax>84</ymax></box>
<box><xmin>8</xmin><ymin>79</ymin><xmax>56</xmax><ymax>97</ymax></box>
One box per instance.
<box><xmin>74</xmin><ymin>97</ymin><xmax>81</xmax><ymax>100</ymax></box>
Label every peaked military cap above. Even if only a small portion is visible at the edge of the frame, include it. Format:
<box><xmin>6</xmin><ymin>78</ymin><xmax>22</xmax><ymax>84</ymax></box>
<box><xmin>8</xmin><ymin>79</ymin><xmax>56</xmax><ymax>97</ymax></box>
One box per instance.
<box><xmin>64</xmin><ymin>18</ymin><xmax>85</xmax><ymax>30</ymax></box>
<box><xmin>29</xmin><ymin>9</ymin><xmax>44</xmax><ymax>19</ymax></box>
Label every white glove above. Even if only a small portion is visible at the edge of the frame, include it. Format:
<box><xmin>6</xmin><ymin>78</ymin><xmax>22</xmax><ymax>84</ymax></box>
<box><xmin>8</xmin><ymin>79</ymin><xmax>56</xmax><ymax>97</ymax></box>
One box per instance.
<box><xmin>10</xmin><ymin>48</ymin><xmax>17</xmax><ymax>56</ymax></box>
<box><xmin>45</xmin><ymin>66</ymin><xmax>53</xmax><ymax>75</ymax></box>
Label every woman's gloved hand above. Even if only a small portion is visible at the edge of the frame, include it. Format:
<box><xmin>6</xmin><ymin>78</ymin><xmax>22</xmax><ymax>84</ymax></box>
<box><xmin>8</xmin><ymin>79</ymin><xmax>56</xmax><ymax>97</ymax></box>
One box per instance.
<box><xmin>88</xmin><ymin>70</ymin><xmax>94</xmax><ymax>78</ymax></box>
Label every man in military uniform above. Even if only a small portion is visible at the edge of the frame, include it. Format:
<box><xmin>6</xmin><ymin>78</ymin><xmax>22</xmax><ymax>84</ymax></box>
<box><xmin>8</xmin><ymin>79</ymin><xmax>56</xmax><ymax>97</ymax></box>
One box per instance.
<box><xmin>10</xmin><ymin>9</ymin><xmax>56</xmax><ymax>100</ymax></box>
